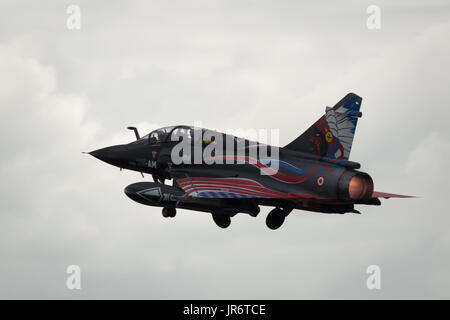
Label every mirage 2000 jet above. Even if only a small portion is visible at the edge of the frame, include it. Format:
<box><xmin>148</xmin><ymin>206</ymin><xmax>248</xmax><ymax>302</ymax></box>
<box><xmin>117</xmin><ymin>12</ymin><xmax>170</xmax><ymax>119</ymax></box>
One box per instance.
<box><xmin>88</xmin><ymin>93</ymin><xmax>412</xmax><ymax>230</ymax></box>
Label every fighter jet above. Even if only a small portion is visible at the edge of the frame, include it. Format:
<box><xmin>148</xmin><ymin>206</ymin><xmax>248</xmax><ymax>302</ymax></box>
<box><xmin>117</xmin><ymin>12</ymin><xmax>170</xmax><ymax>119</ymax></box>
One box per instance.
<box><xmin>88</xmin><ymin>93</ymin><xmax>412</xmax><ymax>230</ymax></box>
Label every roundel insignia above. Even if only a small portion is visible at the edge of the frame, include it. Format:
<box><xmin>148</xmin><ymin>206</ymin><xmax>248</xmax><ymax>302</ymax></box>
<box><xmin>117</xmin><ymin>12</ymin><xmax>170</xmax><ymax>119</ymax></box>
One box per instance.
<box><xmin>325</xmin><ymin>131</ymin><xmax>333</xmax><ymax>143</ymax></box>
<box><xmin>316</xmin><ymin>176</ymin><xmax>325</xmax><ymax>187</ymax></box>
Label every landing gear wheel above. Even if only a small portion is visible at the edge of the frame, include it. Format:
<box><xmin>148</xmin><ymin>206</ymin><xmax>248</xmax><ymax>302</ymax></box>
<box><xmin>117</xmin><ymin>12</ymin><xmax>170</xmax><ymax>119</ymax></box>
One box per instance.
<box><xmin>266</xmin><ymin>208</ymin><xmax>285</xmax><ymax>230</ymax></box>
<box><xmin>212</xmin><ymin>214</ymin><xmax>231</xmax><ymax>229</ymax></box>
<box><xmin>249</xmin><ymin>206</ymin><xmax>261</xmax><ymax>217</ymax></box>
<box><xmin>162</xmin><ymin>207</ymin><xmax>176</xmax><ymax>218</ymax></box>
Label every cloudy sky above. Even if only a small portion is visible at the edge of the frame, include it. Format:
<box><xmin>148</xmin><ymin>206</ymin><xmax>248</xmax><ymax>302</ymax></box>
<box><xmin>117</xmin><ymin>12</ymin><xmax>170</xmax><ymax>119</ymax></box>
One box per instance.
<box><xmin>0</xmin><ymin>0</ymin><xmax>449</xmax><ymax>299</ymax></box>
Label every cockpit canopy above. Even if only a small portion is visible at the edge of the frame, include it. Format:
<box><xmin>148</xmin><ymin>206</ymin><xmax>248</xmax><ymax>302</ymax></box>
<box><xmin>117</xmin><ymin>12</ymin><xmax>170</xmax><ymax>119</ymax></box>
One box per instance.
<box><xmin>131</xmin><ymin>125</ymin><xmax>194</xmax><ymax>145</ymax></box>
<box><xmin>130</xmin><ymin>125</ymin><xmax>257</xmax><ymax>146</ymax></box>
<box><xmin>147</xmin><ymin>126</ymin><xmax>175</xmax><ymax>144</ymax></box>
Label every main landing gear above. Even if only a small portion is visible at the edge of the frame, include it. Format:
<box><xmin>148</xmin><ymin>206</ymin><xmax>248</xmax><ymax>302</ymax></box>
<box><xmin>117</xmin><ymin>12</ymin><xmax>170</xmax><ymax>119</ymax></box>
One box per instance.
<box><xmin>162</xmin><ymin>207</ymin><xmax>176</xmax><ymax>218</ymax></box>
<box><xmin>266</xmin><ymin>207</ymin><xmax>291</xmax><ymax>230</ymax></box>
<box><xmin>212</xmin><ymin>213</ymin><xmax>231</xmax><ymax>229</ymax></box>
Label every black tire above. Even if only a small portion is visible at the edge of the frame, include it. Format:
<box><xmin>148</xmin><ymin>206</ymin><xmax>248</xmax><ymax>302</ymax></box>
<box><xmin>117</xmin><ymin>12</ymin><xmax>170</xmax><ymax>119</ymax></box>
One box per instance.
<box><xmin>162</xmin><ymin>207</ymin><xmax>176</xmax><ymax>218</ymax></box>
<box><xmin>249</xmin><ymin>205</ymin><xmax>261</xmax><ymax>217</ymax></box>
<box><xmin>212</xmin><ymin>213</ymin><xmax>231</xmax><ymax>229</ymax></box>
<box><xmin>266</xmin><ymin>208</ymin><xmax>285</xmax><ymax>230</ymax></box>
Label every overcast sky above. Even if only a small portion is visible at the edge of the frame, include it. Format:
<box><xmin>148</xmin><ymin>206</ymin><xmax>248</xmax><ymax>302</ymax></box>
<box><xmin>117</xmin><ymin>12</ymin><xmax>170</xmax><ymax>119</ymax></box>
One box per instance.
<box><xmin>0</xmin><ymin>0</ymin><xmax>449</xmax><ymax>299</ymax></box>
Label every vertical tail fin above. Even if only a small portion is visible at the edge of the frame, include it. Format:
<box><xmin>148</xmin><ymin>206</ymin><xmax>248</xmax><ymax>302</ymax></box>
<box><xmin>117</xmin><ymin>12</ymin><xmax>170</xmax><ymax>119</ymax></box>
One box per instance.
<box><xmin>284</xmin><ymin>93</ymin><xmax>362</xmax><ymax>161</ymax></box>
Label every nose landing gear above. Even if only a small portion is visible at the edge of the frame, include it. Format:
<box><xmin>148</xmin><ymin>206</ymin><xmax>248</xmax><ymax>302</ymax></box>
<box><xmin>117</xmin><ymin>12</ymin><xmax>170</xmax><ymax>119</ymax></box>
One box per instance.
<box><xmin>162</xmin><ymin>207</ymin><xmax>176</xmax><ymax>218</ymax></box>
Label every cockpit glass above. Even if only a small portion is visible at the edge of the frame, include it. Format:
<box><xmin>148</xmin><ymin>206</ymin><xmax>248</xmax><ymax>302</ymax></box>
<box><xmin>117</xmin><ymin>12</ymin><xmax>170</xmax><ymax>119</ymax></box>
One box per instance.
<box><xmin>147</xmin><ymin>126</ymin><xmax>176</xmax><ymax>144</ymax></box>
<box><xmin>170</xmin><ymin>127</ymin><xmax>192</xmax><ymax>142</ymax></box>
<box><xmin>141</xmin><ymin>126</ymin><xmax>203</xmax><ymax>145</ymax></box>
<box><xmin>131</xmin><ymin>125</ymin><xmax>233</xmax><ymax>146</ymax></box>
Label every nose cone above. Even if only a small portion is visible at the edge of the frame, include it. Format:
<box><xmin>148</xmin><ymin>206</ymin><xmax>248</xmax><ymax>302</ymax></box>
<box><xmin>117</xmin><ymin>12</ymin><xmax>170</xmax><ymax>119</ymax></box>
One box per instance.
<box><xmin>89</xmin><ymin>145</ymin><xmax>127</xmax><ymax>167</ymax></box>
<box><xmin>89</xmin><ymin>147</ymin><xmax>111</xmax><ymax>162</ymax></box>
<box><xmin>89</xmin><ymin>147</ymin><xmax>115</xmax><ymax>163</ymax></box>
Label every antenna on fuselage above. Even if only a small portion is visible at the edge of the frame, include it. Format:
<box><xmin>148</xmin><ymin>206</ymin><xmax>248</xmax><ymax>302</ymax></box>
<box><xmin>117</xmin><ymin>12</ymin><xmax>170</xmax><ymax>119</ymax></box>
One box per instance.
<box><xmin>127</xmin><ymin>126</ymin><xmax>140</xmax><ymax>140</ymax></box>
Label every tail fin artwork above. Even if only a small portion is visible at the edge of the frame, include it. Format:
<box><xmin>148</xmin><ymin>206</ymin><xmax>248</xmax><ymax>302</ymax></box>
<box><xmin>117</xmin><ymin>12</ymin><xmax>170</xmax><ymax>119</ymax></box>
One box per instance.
<box><xmin>284</xmin><ymin>93</ymin><xmax>362</xmax><ymax>161</ymax></box>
